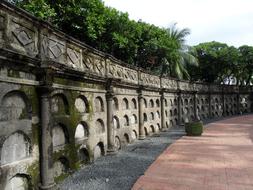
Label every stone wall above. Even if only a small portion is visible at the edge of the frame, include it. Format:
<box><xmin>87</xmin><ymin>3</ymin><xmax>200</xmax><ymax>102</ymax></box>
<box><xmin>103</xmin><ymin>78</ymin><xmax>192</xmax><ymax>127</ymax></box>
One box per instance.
<box><xmin>0</xmin><ymin>1</ymin><xmax>252</xmax><ymax>190</ymax></box>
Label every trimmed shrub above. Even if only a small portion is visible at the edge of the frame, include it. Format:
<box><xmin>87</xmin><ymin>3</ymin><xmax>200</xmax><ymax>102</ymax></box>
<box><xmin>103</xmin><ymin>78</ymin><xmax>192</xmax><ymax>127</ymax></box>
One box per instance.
<box><xmin>185</xmin><ymin>121</ymin><xmax>203</xmax><ymax>136</ymax></box>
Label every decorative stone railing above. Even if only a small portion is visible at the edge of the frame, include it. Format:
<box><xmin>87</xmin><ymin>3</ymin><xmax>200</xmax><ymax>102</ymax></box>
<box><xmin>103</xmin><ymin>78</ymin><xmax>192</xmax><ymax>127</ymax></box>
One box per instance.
<box><xmin>0</xmin><ymin>1</ymin><xmax>251</xmax><ymax>93</ymax></box>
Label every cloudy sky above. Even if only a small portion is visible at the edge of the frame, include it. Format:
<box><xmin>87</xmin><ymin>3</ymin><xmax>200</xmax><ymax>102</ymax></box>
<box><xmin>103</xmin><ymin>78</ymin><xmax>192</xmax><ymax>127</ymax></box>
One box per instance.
<box><xmin>103</xmin><ymin>0</ymin><xmax>253</xmax><ymax>47</ymax></box>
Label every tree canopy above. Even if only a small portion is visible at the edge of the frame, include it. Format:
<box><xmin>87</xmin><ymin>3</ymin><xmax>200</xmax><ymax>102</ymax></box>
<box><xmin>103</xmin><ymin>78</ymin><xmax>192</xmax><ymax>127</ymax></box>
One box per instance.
<box><xmin>10</xmin><ymin>0</ymin><xmax>196</xmax><ymax>79</ymax></box>
<box><xmin>188</xmin><ymin>41</ymin><xmax>253</xmax><ymax>85</ymax></box>
<box><xmin>8</xmin><ymin>0</ymin><xmax>253</xmax><ymax>85</ymax></box>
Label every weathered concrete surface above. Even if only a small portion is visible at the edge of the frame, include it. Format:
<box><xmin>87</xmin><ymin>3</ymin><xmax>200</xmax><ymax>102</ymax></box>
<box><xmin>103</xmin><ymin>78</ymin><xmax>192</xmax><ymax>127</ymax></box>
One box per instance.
<box><xmin>0</xmin><ymin>1</ymin><xmax>252</xmax><ymax>189</ymax></box>
<box><xmin>132</xmin><ymin>114</ymin><xmax>253</xmax><ymax>190</ymax></box>
<box><xmin>59</xmin><ymin>128</ymin><xmax>185</xmax><ymax>190</ymax></box>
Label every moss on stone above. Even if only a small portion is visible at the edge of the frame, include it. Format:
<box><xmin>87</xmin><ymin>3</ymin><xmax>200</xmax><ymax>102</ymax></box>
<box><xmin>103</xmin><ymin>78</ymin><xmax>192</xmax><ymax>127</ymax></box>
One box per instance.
<box><xmin>54</xmin><ymin>173</ymin><xmax>69</xmax><ymax>183</ymax></box>
<box><xmin>31</xmin><ymin>123</ymin><xmax>39</xmax><ymax>145</ymax></box>
<box><xmin>7</xmin><ymin>69</ymin><xmax>20</xmax><ymax>78</ymax></box>
<box><xmin>54</xmin><ymin>77</ymin><xmax>104</xmax><ymax>90</ymax></box>
<box><xmin>26</xmin><ymin>161</ymin><xmax>40</xmax><ymax>190</ymax></box>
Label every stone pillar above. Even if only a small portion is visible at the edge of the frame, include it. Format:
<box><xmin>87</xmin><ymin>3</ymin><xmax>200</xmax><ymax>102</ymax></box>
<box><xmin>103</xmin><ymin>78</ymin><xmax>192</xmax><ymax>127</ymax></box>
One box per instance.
<box><xmin>39</xmin><ymin>87</ymin><xmax>55</xmax><ymax>190</ymax></box>
<box><xmin>193</xmin><ymin>92</ymin><xmax>198</xmax><ymax>120</ymax></box>
<box><xmin>222</xmin><ymin>89</ymin><xmax>226</xmax><ymax>116</ymax></box>
<box><xmin>236</xmin><ymin>92</ymin><xmax>240</xmax><ymax>114</ymax></box>
<box><xmin>106</xmin><ymin>91</ymin><xmax>115</xmax><ymax>153</ymax></box>
<box><xmin>160</xmin><ymin>91</ymin><xmax>167</xmax><ymax>131</ymax></box>
<box><xmin>138</xmin><ymin>90</ymin><xmax>145</xmax><ymax>140</ymax></box>
<box><xmin>177</xmin><ymin>92</ymin><xmax>182</xmax><ymax>126</ymax></box>
<box><xmin>208</xmin><ymin>92</ymin><xmax>212</xmax><ymax>119</ymax></box>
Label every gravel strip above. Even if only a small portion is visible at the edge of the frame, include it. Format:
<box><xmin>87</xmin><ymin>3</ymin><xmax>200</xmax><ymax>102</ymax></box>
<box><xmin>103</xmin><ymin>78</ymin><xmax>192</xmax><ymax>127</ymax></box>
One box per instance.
<box><xmin>59</xmin><ymin>128</ymin><xmax>185</xmax><ymax>190</ymax></box>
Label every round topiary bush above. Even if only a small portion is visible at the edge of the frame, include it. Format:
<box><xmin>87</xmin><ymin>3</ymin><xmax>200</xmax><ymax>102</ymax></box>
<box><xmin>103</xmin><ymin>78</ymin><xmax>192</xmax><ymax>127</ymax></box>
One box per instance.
<box><xmin>185</xmin><ymin>121</ymin><xmax>203</xmax><ymax>136</ymax></box>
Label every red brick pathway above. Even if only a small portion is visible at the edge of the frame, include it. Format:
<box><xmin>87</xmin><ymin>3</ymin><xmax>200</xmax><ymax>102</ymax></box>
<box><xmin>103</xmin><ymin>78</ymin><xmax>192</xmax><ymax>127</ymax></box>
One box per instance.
<box><xmin>132</xmin><ymin>115</ymin><xmax>253</xmax><ymax>190</ymax></box>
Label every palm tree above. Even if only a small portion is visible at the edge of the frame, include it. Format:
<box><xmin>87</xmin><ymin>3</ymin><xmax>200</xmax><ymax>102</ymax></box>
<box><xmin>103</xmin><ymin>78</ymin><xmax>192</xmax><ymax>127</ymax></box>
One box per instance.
<box><xmin>160</xmin><ymin>23</ymin><xmax>198</xmax><ymax>79</ymax></box>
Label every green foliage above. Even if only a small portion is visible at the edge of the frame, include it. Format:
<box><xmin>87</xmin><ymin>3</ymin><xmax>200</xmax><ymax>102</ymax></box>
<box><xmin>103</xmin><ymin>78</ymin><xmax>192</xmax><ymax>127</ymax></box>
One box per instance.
<box><xmin>189</xmin><ymin>41</ymin><xmax>238</xmax><ymax>83</ymax></box>
<box><xmin>190</xmin><ymin>41</ymin><xmax>253</xmax><ymax>85</ymax></box>
<box><xmin>11</xmin><ymin>0</ymin><xmax>195</xmax><ymax>79</ymax></box>
<box><xmin>237</xmin><ymin>45</ymin><xmax>253</xmax><ymax>85</ymax></box>
<box><xmin>185</xmin><ymin>121</ymin><xmax>203</xmax><ymax>136</ymax></box>
<box><xmin>16</xmin><ymin>0</ymin><xmax>56</xmax><ymax>21</ymax></box>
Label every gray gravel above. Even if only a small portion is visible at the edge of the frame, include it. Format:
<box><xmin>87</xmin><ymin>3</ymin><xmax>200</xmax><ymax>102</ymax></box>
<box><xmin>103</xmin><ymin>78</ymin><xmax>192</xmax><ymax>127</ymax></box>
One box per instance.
<box><xmin>59</xmin><ymin>128</ymin><xmax>185</xmax><ymax>190</ymax></box>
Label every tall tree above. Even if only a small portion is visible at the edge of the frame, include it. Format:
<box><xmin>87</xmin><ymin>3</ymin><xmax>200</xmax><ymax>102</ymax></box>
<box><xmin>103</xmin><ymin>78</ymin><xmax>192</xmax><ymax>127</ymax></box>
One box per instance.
<box><xmin>238</xmin><ymin>45</ymin><xmax>253</xmax><ymax>85</ymax></box>
<box><xmin>191</xmin><ymin>41</ymin><xmax>237</xmax><ymax>83</ymax></box>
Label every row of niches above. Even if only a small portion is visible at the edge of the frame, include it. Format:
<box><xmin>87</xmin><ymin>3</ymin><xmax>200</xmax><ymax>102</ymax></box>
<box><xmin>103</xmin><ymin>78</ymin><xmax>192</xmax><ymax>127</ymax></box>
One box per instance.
<box><xmin>143</xmin><ymin>98</ymin><xmax>161</xmax><ymax>109</ymax></box>
<box><xmin>53</xmin><ymin>141</ymin><xmax>105</xmax><ymax>180</ymax></box>
<box><xmin>52</xmin><ymin>121</ymin><xmax>106</xmax><ymax>179</ymax></box>
<box><xmin>168</xmin><ymin>119</ymin><xmax>178</xmax><ymax>127</ymax></box>
<box><xmin>165</xmin><ymin>109</ymin><xmax>178</xmax><ymax>117</ymax></box>
<box><xmin>52</xmin><ymin>94</ymin><xmax>105</xmax><ymax>115</ymax></box>
<box><xmin>113</xmin><ymin>114</ymin><xmax>138</xmax><ymax>129</ymax></box>
<box><xmin>225</xmin><ymin>96</ymin><xmax>238</xmax><ymax>103</ymax></box>
<box><xmin>143</xmin><ymin>124</ymin><xmax>161</xmax><ymax>136</ymax></box>
<box><xmin>113</xmin><ymin>97</ymin><xmax>137</xmax><ymax>110</ymax></box>
<box><xmin>0</xmin><ymin>90</ymin><xmax>35</xmax><ymax>190</ymax></box>
<box><xmin>114</xmin><ymin>130</ymin><xmax>139</xmax><ymax>150</ymax></box>
<box><xmin>211</xmin><ymin>97</ymin><xmax>223</xmax><ymax>104</ymax></box>
<box><xmin>165</xmin><ymin>98</ymin><xmax>178</xmax><ymax>107</ymax></box>
<box><xmin>52</xmin><ymin>120</ymin><xmax>105</xmax><ymax>150</ymax></box>
<box><xmin>143</xmin><ymin>111</ymin><xmax>160</xmax><ymax>122</ymax></box>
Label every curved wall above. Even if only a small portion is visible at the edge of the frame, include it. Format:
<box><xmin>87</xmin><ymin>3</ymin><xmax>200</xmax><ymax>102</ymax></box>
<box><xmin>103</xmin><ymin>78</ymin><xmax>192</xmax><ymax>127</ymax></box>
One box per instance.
<box><xmin>0</xmin><ymin>1</ymin><xmax>252</xmax><ymax>189</ymax></box>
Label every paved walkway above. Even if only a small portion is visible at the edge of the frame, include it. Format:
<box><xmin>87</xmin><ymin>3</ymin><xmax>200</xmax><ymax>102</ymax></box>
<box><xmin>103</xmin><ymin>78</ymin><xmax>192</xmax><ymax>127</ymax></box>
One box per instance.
<box><xmin>132</xmin><ymin>115</ymin><xmax>253</xmax><ymax>190</ymax></box>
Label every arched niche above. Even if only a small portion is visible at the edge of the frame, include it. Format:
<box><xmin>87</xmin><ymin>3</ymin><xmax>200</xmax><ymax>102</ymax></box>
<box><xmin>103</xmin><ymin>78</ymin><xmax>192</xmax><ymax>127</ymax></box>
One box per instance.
<box><xmin>113</xmin><ymin>116</ymin><xmax>120</xmax><ymax>129</ymax></box>
<box><xmin>5</xmin><ymin>174</ymin><xmax>31</xmax><ymax>190</ymax></box>
<box><xmin>53</xmin><ymin>157</ymin><xmax>69</xmax><ymax>178</ymax></box>
<box><xmin>115</xmin><ymin>136</ymin><xmax>121</xmax><ymax>150</ymax></box>
<box><xmin>52</xmin><ymin>124</ymin><xmax>68</xmax><ymax>148</ymax></box>
<box><xmin>143</xmin><ymin>98</ymin><xmax>147</xmax><ymax>108</ymax></box>
<box><xmin>144</xmin><ymin>127</ymin><xmax>148</xmax><ymax>136</ymax></box>
<box><xmin>156</xmin><ymin>99</ymin><xmax>160</xmax><ymax>107</ymax></box>
<box><xmin>174</xmin><ymin>98</ymin><xmax>177</xmax><ymax>105</ymax></box>
<box><xmin>150</xmin><ymin>112</ymin><xmax>154</xmax><ymax>120</ymax></box>
<box><xmin>149</xmin><ymin>99</ymin><xmax>154</xmax><ymax>108</ymax></box>
<box><xmin>51</xmin><ymin>93</ymin><xmax>69</xmax><ymax>115</ymax></box>
<box><xmin>131</xmin><ymin>130</ymin><xmax>138</xmax><ymax>140</ymax></box>
<box><xmin>143</xmin><ymin>113</ymin><xmax>147</xmax><ymax>122</ymax></box>
<box><xmin>75</xmin><ymin>95</ymin><xmax>89</xmax><ymax>113</ymax></box>
<box><xmin>124</xmin><ymin>133</ymin><xmax>130</xmax><ymax>144</ymax></box>
<box><xmin>94</xmin><ymin>96</ymin><xmax>104</xmax><ymax>112</ymax></box>
<box><xmin>123</xmin><ymin>115</ymin><xmax>129</xmax><ymax>126</ymax></box>
<box><xmin>131</xmin><ymin>98</ymin><xmax>137</xmax><ymax>109</ymax></box>
<box><xmin>95</xmin><ymin>119</ymin><xmax>105</xmax><ymax>134</ymax></box>
<box><xmin>1</xmin><ymin>131</ymin><xmax>31</xmax><ymax>165</ymax></box>
<box><xmin>170</xmin><ymin>99</ymin><xmax>173</xmax><ymax>106</ymax></box>
<box><xmin>184</xmin><ymin>99</ymin><xmax>188</xmax><ymax>106</ymax></box>
<box><xmin>157</xmin><ymin>123</ymin><xmax>161</xmax><ymax>130</ymax></box>
<box><xmin>122</xmin><ymin>98</ymin><xmax>129</xmax><ymax>110</ymax></box>
<box><xmin>113</xmin><ymin>97</ymin><xmax>119</xmax><ymax>110</ymax></box>
<box><xmin>165</xmin><ymin>99</ymin><xmax>168</xmax><ymax>107</ymax></box>
<box><xmin>129</xmin><ymin>114</ymin><xmax>136</xmax><ymax>125</ymax></box>
<box><xmin>94</xmin><ymin>142</ymin><xmax>105</xmax><ymax>160</ymax></box>
<box><xmin>155</xmin><ymin>111</ymin><xmax>160</xmax><ymax>119</ymax></box>
<box><xmin>79</xmin><ymin>148</ymin><xmax>90</xmax><ymax>164</ymax></box>
<box><xmin>150</xmin><ymin>125</ymin><xmax>155</xmax><ymax>133</ymax></box>
<box><xmin>75</xmin><ymin>122</ymin><xmax>89</xmax><ymax>141</ymax></box>
<box><xmin>1</xmin><ymin>91</ymin><xmax>31</xmax><ymax>121</ymax></box>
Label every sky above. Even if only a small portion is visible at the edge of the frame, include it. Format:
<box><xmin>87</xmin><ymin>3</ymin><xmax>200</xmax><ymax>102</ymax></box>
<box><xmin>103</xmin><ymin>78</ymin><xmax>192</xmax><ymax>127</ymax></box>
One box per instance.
<box><xmin>103</xmin><ymin>0</ymin><xmax>253</xmax><ymax>47</ymax></box>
